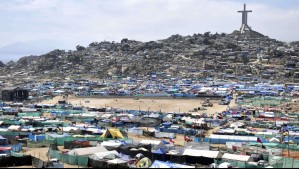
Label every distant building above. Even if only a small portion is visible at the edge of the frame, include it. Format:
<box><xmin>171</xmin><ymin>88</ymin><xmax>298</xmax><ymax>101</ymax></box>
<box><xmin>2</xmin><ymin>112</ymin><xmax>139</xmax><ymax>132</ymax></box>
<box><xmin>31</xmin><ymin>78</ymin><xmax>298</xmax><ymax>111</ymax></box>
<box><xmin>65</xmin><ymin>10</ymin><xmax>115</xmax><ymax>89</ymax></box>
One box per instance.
<box><xmin>1</xmin><ymin>87</ymin><xmax>29</xmax><ymax>102</ymax></box>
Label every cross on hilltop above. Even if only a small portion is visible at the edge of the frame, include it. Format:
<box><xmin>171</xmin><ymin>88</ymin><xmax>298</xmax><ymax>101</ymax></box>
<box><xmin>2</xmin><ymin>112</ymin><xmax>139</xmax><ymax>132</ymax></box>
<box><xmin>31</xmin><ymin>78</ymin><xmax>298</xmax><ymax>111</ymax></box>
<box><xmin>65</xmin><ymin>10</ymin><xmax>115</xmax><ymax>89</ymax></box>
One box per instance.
<box><xmin>238</xmin><ymin>4</ymin><xmax>252</xmax><ymax>33</ymax></box>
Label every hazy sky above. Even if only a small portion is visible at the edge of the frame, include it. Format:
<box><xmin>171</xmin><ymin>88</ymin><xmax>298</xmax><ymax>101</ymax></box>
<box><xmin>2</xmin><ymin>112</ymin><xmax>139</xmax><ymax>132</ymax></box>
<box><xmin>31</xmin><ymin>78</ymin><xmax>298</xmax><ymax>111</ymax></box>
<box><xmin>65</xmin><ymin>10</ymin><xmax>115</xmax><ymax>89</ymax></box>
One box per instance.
<box><xmin>0</xmin><ymin>0</ymin><xmax>299</xmax><ymax>63</ymax></box>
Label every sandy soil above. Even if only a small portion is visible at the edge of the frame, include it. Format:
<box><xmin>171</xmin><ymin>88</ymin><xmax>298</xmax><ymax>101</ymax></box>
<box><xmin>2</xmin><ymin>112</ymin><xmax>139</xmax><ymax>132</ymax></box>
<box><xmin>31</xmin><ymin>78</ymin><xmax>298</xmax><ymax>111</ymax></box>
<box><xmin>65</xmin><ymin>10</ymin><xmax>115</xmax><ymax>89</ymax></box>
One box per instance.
<box><xmin>42</xmin><ymin>95</ymin><xmax>235</xmax><ymax>115</ymax></box>
<box><xmin>22</xmin><ymin>147</ymin><xmax>81</xmax><ymax>168</ymax></box>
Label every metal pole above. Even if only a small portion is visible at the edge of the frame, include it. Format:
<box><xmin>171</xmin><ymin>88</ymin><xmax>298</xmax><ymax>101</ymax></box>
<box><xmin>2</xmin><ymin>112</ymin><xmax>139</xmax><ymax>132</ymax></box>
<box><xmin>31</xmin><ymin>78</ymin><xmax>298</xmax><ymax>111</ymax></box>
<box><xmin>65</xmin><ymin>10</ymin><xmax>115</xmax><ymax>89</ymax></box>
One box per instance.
<box><xmin>200</xmin><ymin>123</ymin><xmax>203</xmax><ymax>144</ymax></box>
<box><xmin>147</xmin><ymin>107</ymin><xmax>150</xmax><ymax>132</ymax></box>
<box><xmin>288</xmin><ymin>129</ymin><xmax>290</xmax><ymax>158</ymax></box>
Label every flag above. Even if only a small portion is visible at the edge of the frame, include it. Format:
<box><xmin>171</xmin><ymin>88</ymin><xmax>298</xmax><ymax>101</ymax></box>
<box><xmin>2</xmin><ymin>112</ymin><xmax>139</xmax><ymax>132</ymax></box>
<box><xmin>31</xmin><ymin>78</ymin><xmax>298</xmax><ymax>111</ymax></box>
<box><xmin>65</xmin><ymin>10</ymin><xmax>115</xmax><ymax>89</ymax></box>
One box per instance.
<box><xmin>184</xmin><ymin>136</ymin><xmax>191</xmax><ymax>142</ymax></box>
<box><xmin>170</xmin><ymin>138</ymin><xmax>175</xmax><ymax>144</ymax></box>
<box><xmin>257</xmin><ymin>138</ymin><xmax>266</xmax><ymax>149</ymax></box>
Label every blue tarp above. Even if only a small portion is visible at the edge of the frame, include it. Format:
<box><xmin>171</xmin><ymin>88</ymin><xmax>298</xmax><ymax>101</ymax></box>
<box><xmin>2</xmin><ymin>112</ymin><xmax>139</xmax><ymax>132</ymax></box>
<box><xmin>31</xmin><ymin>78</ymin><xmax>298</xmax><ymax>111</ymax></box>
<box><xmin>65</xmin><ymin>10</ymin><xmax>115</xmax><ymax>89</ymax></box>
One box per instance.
<box><xmin>153</xmin><ymin>148</ymin><xmax>168</xmax><ymax>154</ymax></box>
<box><xmin>150</xmin><ymin>160</ymin><xmax>194</xmax><ymax>168</ymax></box>
<box><xmin>161</xmin><ymin>140</ymin><xmax>170</xmax><ymax>145</ymax></box>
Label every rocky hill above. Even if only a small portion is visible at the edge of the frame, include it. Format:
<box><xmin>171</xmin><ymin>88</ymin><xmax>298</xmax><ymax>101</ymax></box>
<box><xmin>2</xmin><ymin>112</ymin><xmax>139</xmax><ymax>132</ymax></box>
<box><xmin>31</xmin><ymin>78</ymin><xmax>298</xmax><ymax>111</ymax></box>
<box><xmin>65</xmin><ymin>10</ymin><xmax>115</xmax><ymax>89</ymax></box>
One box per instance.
<box><xmin>1</xmin><ymin>30</ymin><xmax>299</xmax><ymax>82</ymax></box>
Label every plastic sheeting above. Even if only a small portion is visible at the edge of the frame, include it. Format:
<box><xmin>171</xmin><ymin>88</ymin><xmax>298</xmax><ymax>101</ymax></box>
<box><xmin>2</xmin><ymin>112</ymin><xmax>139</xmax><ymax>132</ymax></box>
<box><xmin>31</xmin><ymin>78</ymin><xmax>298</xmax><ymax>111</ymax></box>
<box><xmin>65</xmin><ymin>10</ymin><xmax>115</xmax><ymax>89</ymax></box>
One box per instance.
<box><xmin>150</xmin><ymin>160</ymin><xmax>195</xmax><ymax>168</ymax></box>
<box><xmin>183</xmin><ymin>149</ymin><xmax>221</xmax><ymax>158</ymax></box>
<box><xmin>49</xmin><ymin>149</ymin><xmax>89</xmax><ymax>166</ymax></box>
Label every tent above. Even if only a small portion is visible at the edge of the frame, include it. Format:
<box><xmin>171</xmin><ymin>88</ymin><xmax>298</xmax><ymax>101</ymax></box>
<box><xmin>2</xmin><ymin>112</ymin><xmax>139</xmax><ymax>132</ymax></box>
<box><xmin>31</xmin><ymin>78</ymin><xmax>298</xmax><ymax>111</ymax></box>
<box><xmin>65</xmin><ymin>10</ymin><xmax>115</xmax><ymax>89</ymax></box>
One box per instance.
<box><xmin>150</xmin><ymin>160</ymin><xmax>195</xmax><ymax>168</ymax></box>
<box><xmin>161</xmin><ymin>140</ymin><xmax>170</xmax><ymax>145</ymax></box>
<box><xmin>106</xmin><ymin>158</ymin><xmax>128</xmax><ymax>168</ymax></box>
<box><xmin>101</xmin><ymin>129</ymin><xmax>124</xmax><ymax>139</ymax></box>
<box><xmin>0</xmin><ymin>136</ymin><xmax>7</xmax><ymax>145</ymax></box>
<box><xmin>107</xmin><ymin>158</ymin><xmax>127</xmax><ymax>164</ymax></box>
<box><xmin>269</xmin><ymin>138</ymin><xmax>280</xmax><ymax>143</ymax></box>
<box><xmin>90</xmin><ymin>150</ymin><xmax>120</xmax><ymax>160</ymax></box>
<box><xmin>119</xmin><ymin>153</ymin><xmax>135</xmax><ymax>161</ymax></box>
<box><xmin>153</xmin><ymin>148</ymin><xmax>168</xmax><ymax>155</ymax></box>
<box><xmin>101</xmin><ymin>141</ymin><xmax>123</xmax><ymax>148</ymax></box>
<box><xmin>136</xmin><ymin>157</ymin><xmax>152</xmax><ymax>168</ymax></box>
<box><xmin>222</xmin><ymin>153</ymin><xmax>252</xmax><ymax>162</ymax></box>
<box><xmin>218</xmin><ymin>162</ymin><xmax>232</xmax><ymax>168</ymax></box>
<box><xmin>183</xmin><ymin>149</ymin><xmax>222</xmax><ymax>165</ymax></box>
<box><xmin>68</xmin><ymin>146</ymin><xmax>108</xmax><ymax>156</ymax></box>
<box><xmin>153</xmin><ymin>148</ymin><xmax>169</xmax><ymax>161</ymax></box>
<box><xmin>183</xmin><ymin>149</ymin><xmax>221</xmax><ymax>158</ymax></box>
<box><xmin>140</xmin><ymin>140</ymin><xmax>163</xmax><ymax>146</ymax></box>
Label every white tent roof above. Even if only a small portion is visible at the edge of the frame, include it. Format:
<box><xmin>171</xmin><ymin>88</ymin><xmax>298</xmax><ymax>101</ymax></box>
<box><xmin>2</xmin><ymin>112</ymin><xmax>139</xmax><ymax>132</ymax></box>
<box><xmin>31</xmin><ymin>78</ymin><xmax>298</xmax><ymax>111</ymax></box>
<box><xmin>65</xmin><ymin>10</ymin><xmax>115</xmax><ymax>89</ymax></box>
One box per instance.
<box><xmin>101</xmin><ymin>141</ymin><xmax>122</xmax><ymax>148</ymax></box>
<box><xmin>106</xmin><ymin>158</ymin><xmax>127</xmax><ymax>164</ymax></box>
<box><xmin>183</xmin><ymin>149</ymin><xmax>221</xmax><ymax>158</ymax></box>
<box><xmin>210</xmin><ymin>135</ymin><xmax>257</xmax><ymax>142</ymax></box>
<box><xmin>62</xmin><ymin>127</ymin><xmax>80</xmax><ymax>132</ymax></box>
<box><xmin>269</xmin><ymin>138</ymin><xmax>280</xmax><ymax>143</ymax></box>
<box><xmin>222</xmin><ymin>153</ymin><xmax>251</xmax><ymax>162</ymax></box>
<box><xmin>140</xmin><ymin>140</ymin><xmax>163</xmax><ymax>146</ymax></box>
<box><xmin>8</xmin><ymin>125</ymin><xmax>21</xmax><ymax>130</ymax></box>
<box><xmin>218</xmin><ymin>162</ymin><xmax>232</xmax><ymax>168</ymax></box>
<box><xmin>68</xmin><ymin>146</ymin><xmax>108</xmax><ymax>156</ymax></box>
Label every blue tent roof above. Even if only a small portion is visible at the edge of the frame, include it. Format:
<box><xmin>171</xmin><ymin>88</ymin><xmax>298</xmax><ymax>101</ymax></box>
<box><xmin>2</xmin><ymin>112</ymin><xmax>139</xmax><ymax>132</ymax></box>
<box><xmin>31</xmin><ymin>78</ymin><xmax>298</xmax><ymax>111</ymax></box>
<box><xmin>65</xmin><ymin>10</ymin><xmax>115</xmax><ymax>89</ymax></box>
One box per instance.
<box><xmin>161</xmin><ymin>140</ymin><xmax>170</xmax><ymax>145</ymax></box>
<box><xmin>153</xmin><ymin>148</ymin><xmax>168</xmax><ymax>154</ymax></box>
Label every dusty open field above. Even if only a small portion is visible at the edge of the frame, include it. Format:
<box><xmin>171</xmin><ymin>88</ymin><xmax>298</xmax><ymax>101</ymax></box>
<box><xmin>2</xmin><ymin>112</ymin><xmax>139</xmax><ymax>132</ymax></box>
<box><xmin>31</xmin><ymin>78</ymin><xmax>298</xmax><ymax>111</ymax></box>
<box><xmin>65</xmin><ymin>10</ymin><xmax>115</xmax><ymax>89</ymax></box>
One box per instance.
<box><xmin>42</xmin><ymin>95</ymin><xmax>235</xmax><ymax>115</ymax></box>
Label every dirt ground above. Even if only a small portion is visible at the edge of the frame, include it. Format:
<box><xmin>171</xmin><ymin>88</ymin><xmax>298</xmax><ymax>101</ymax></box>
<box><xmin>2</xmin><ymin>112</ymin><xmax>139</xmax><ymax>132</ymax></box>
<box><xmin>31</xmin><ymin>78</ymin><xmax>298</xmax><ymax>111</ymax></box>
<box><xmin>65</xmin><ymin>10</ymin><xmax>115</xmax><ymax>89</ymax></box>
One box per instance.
<box><xmin>42</xmin><ymin>95</ymin><xmax>235</xmax><ymax>115</ymax></box>
<box><xmin>22</xmin><ymin>147</ymin><xmax>81</xmax><ymax>168</ymax></box>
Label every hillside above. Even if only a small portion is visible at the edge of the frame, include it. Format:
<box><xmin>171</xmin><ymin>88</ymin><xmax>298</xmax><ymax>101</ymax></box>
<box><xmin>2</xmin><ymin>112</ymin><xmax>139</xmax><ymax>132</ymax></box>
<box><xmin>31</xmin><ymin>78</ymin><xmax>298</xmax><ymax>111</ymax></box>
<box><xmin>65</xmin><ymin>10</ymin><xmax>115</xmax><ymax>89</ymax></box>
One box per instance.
<box><xmin>1</xmin><ymin>30</ymin><xmax>299</xmax><ymax>82</ymax></box>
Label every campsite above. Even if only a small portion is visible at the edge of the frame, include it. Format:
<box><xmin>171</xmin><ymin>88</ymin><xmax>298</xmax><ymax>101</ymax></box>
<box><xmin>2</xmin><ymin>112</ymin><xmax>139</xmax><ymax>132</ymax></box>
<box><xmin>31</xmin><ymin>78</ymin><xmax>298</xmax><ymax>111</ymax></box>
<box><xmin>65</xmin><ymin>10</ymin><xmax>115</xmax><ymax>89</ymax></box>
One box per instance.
<box><xmin>1</xmin><ymin>79</ymin><xmax>299</xmax><ymax>168</ymax></box>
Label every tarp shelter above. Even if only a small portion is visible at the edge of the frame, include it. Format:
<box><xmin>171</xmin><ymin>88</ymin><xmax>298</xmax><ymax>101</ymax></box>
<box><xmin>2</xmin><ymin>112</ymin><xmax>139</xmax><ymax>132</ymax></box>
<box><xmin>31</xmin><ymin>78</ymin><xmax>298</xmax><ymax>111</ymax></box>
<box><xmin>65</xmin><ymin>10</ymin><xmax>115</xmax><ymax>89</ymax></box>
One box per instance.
<box><xmin>101</xmin><ymin>129</ymin><xmax>124</xmax><ymax>139</ymax></box>
<box><xmin>90</xmin><ymin>150</ymin><xmax>120</xmax><ymax>160</ymax></box>
<box><xmin>119</xmin><ymin>153</ymin><xmax>135</xmax><ymax>161</ymax></box>
<box><xmin>161</xmin><ymin>140</ymin><xmax>170</xmax><ymax>145</ymax></box>
<box><xmin>150</xmin><ymin>160</ymin><xmax>195</xmax><ymax>168</ymax></box>
<box><xmin>183</xmin><ymin>149</ymin><xmax>221</xmax><ymax>158</ymax></box>
<box><xmin>136</xmin><ymin>157</ymin><xmax>152</xmax><ymax>168</ymax></box>
<box><xmin>140</xmin><ymin>140</ymin><xmax>163</xmax><ymax>146</ymax></box>
<box><xmin>153</xmin><ymin>148</ymin><xmax>168</xmax><ymax>154</ymax></box>
<box><xmin>107</xmin><ymin>158</ymin><xmax>127</xmax><ymax>164</ymax></box>
<box><xmin>0</xmin><ymin>147</ymin><xmax>12</xmax><ymax>151</ymax></box>
<box><xmin>183</xmin><ymin>149</ymin><xmax>222</xmax><ymax>165</ymax></box>
<box><xmin>218</xmin><ymin>162</ymin><xmax>232</xmax><ymax>168</ymax></box>
<box><xmin>68</xmin><ymin>146</ymin><xmax>108</xmax><ymax>156</ymax></box>
<box><xmin>118</xmin><ymin>144</ymin><xmax>152</xmax><ymax>159</ymax></box>
<box><xmin>0</xmin><ymin>147</ymin><xmax>12</xmax><ymax>156</ymax></box>
<box><xmin>101</xmin><ymin>141</ymin><xmax>123</xmax><ymax>148</ymax></box>
<box><xmin>153</xmin><ymin>148</ymin><xmax>168</xmax><ymax>161</ymax></box>
<box><xmin>106</xmin><ymin>158</ymin><xmax>128</xmax><ymax>168</ymax></box>
<box><xmin>222</xmin><ymin>153</ymin><xmax>252</xmax><ymax>162</ymax></box>
<box><xmin>209</xmin><ymin>134</ymin><xmax>257</xmax><ymax>144</ymax></box>
<box><xmin>269</xmin><ymin>138</ymin><xmax>280</xmax><ymax>143</ymax></box>
<box><xmin>8</xmin><ymin>125</ymin><xmax>21</xmax><ymax>131</ymax></box>
<box><xmin>0</xmin><ymin>136</ymin><xmax>7</xmax><ymax>145</ymax></box>
<box><xmin>128</xmin><ymin>127</ymin><xmax>143</xmax><ymax>136</ymax></box>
